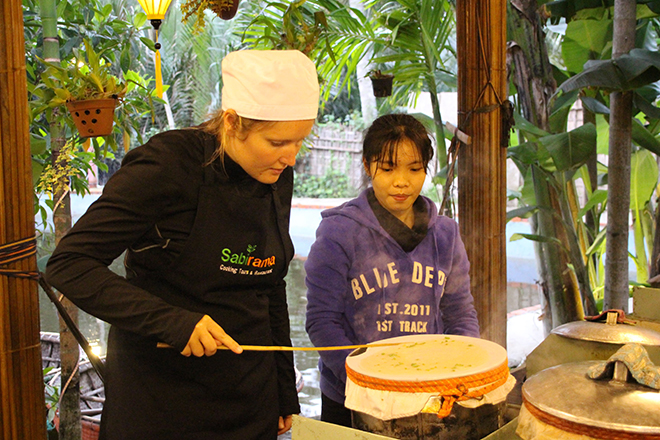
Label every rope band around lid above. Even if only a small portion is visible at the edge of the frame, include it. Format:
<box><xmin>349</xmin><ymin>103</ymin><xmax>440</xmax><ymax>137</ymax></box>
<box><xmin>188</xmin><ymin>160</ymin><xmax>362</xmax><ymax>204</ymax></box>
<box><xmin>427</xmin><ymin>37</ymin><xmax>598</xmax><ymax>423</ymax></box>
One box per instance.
<box><xmin>346</xmin><ymin>359</ymin><xmax>509</xmax><ymax>418</ymax></box>
<box><xmin>0</xmin><ymin>236</ymin><xmax>39</xmax><ymax>280</ymax></box>
<box><xmin>522</xmin><ymin>396</ymin><xmax>660</xmax><ymax>440</ymax></box>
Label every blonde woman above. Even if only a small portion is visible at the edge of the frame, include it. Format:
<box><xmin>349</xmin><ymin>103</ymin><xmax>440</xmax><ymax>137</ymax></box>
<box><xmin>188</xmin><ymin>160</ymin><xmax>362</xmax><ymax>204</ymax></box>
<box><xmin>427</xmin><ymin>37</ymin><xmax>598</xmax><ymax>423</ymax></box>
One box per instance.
<box><xmin>46</xmin><ymin>50</ymin><xmax>319</xmax><ymax>439</ymax></box>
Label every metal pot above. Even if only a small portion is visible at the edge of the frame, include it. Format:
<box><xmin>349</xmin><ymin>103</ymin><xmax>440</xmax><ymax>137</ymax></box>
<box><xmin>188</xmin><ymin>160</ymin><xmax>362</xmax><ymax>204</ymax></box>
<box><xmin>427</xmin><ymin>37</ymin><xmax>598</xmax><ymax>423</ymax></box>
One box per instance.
<box><xmin>519</xmin><ymin>360</ymin><xmax>660</xmax><ymax>439</ymax></box>
<box><xmin>345</xmin><ymin>334</ymin><xmax>512</xmax><ymax>440</ymax></box>
<box><xmin>526</xmin><ymin>320</ymin><xmax>660</xmax><ymax>377</ymax></box>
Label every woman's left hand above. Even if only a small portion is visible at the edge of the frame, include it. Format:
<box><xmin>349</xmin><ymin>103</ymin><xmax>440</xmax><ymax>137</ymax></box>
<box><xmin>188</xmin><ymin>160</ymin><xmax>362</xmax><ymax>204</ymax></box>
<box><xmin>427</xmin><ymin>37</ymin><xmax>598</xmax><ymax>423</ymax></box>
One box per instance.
<box><xmin>278</xmin><ymin>415</ymin><xmax>293</xmax><ymax>435</ymax></box>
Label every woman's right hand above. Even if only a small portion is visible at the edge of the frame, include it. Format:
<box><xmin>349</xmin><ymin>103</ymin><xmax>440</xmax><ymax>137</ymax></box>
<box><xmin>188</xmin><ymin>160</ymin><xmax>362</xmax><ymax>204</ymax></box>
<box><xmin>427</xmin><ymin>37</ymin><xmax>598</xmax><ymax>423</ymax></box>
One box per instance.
<box><xmin>181</xmin><ymin>315</ymin><xmax>243</xmax><ymax>357</ymax></box>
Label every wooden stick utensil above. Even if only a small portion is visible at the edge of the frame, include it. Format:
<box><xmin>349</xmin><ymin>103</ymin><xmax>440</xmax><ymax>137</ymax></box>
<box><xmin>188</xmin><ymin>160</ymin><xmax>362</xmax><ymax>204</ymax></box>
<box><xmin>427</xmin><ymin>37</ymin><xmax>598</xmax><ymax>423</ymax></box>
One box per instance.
<box><xmin>156</xmin><ymin>342</ymin><xmax>402</xmax><ymax>351</ymax></box>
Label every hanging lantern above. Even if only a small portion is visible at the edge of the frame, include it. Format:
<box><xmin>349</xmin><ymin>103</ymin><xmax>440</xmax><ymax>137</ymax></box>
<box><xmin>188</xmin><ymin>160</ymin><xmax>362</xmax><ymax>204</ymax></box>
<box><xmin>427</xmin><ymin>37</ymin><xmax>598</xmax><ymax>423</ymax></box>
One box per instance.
<box><xmin>136</xmin><ymin>0</ymin><xmax>174</xmax><ymax>98</ymax></box>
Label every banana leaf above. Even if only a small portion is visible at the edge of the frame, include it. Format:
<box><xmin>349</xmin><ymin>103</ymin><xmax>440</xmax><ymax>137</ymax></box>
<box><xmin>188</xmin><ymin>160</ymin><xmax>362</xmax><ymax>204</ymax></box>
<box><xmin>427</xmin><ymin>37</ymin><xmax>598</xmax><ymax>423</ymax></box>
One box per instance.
<box><xmin>539</xmin><ymin>123</ymin><xmax>597</xmax><ymax>172</ymax></box>
<box><xmin>559</xmin><ymin>49</ymin><xmax>660</xmax><ymax>93</ymax></box>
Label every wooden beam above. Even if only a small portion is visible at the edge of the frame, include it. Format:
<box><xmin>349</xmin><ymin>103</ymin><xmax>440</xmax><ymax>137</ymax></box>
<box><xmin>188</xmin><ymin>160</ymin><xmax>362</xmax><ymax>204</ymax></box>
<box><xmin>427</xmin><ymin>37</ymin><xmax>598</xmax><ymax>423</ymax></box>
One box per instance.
<box><xmin>0</xmin><ymin>1</ymin><xmax>47</xmax><ymax>438</ymax></box>
<box><xmin>456</xmin><ymin>0</ymin><xmax>508</xmax><ymax>347</ymax></box>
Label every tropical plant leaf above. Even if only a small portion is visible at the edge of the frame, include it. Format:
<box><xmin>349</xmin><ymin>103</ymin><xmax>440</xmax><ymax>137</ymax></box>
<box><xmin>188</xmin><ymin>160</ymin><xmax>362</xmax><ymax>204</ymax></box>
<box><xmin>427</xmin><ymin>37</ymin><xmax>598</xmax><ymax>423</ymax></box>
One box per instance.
<box><xmin>559</xmin><ymin>59</ymin><xmax>626</xmax><ymax>91</ymax></box>
<box><xmin>547</xmin><ymin>0</ymin><xmax>660</xmax><ymax>20</ymax></box>
<box><xmin>630</xmin><ymin>149</ymin><xmax>658</xmax><ymax>211</ymax></box>
<box><xmin>580</xmin><ymin>95</ymin><xmax>610</xmax><ymax>115</ymax></box>
<box><xmin>561</xmin><ymin>18</ymin><xmax>612</xmax><ymax>73</ymax></box>
<box><xmin>636</xmin><ymin>81</ymin><xmax>660</xmax><ymax>104</ymax></box>
<box><xmin>513</xmin><ymin>111</ymin><xmax>550</xmax><ymax>139</ymax></box>
<box><xmin>53</xmin><ymin>88</ymin><xmax>70</xmax><ymax>100</ymax></box>
<box><xmin>595</xmin><ymin>113</ymin><xmax>610</xmax><ymax>154</ymax></box>
<box><xmin>614</xmin><ymin>49</ymin><xmax>660</xmax><ymax>86</ymax></box>
<box><xmin>506</xmin><ymin>205</ymin><xmax>539</xmax><ymax>222</ymax></box>
<box><xmin>539</xmin><ymin>123</ymin><xmax>597</xmax><ymax>171</ymax></box>
<box><xmin>552</xmin><ymin>89</ymin><xmax>579</xmax><ymax>114</ymax></box>
<box><xmin>578</xmin><ymin>188</ymin><xmax>607</xmax><ymax>218</ymax></box>
<box><xmin>632</xmin><ymin>117</ymin><xmax>660</xmax><ymax>155</ymax></box>
<box><xmin>585</xmin><ymin>227</ymin><xmax>607</xmax><ymax>256</ymax></box>
<box><xmin>520</xmin><ymin>166</ymin><xmax>537</xmax><ymax>207</ymax></box>
<box><xmin>139</xmin><ymin>37</ymin><xmax>157</xmax><ymax>52</ymax></box>
<box><xmin>510</xmin><ymin>232</ymin><xmax>563</xmax><ymax>246</ymax></box>
<box><xmin>559</xmin><ymin>49</ymin><xmax>660</xmax><ymax>93</ymax></box>
<box><xmin>634</xmin><ymin>92</ymin><xmax>660</xmax><ymax>120</ymax></box>
<box><xmin>508</xmin><ymin>141</ymin><xmax>545</xmax><ymax>166</ymax></box>
<box><xmin>549</xmin><ymin>102</ymin><xmax>573</xmax><ymax>135</ymax></box>
<box><xmin>30</xmin><ymin>135</ymin><xmax>47</xmax><ymax>155</ymax></box>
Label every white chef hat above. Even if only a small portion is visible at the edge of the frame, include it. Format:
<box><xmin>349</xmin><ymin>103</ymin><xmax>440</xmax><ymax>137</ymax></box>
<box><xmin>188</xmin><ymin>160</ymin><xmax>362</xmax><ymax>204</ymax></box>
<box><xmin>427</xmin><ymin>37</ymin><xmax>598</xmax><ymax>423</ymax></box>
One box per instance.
<box><xmin>221</xmin><ymin>50</ymin><xmax>319</xmax><ymax>121</ymax></box>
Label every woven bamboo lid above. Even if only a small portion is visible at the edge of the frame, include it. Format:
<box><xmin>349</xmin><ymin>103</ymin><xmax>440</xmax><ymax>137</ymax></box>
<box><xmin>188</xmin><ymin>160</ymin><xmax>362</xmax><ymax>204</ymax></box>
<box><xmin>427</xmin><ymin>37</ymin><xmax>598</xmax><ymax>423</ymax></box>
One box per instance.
<box><xmin>346</xmin><ymin>334</ymin><xmax>507</xmax><ymax>382</ymax></box>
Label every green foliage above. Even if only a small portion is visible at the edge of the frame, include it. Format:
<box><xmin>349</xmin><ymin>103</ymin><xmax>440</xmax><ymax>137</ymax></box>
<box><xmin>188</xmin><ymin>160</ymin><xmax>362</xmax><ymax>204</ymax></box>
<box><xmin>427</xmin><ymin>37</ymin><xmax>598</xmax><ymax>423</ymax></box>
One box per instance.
<box><xmin>242</xmin><ymin>1</ymin><xmax>317</xmax><ymax>52</ymax></box>
<box><xmin>550</xmin><ymin>13</ymin><xmax>660</xmax><ymax>293</ymax></box>
<box><xmin>421</xmin><ymin>185</ymin><xmax>441</xmax><ymax>203</ymax></box>
<box><xmin>25</xmin><ymin>0</ymin><xmax>161</xmax><ymax>143</ymax></box>
<box><xmin>546</xmin><ymin>0</ymin><xmax>660</xmax><ymax>23</ymax></box>
<box><xmin>560</xmin><ymin>49</ymin><xmax>660</xmax><ymax>94</ymax></box>
<box><xmin>24</xmin><ymin>0</ymin><xmax>164</xmax><ymax>234</ymax></box>
<box><xmin>43</xmin><ymin>366</ymin><xmax>60</xmax><ymax>428</ymax></box>
<box><xmin>561</xmin><ymin>18</ymin><xmax>613</xmax><ymax>74</ymax></box>
<box><xmin>508</xmin><ymin>1</ymin><xmax>660</xmax><ymax>316</ymax></box>
<box><xmin>320</xmin><ymin>85</ymin><xmax>364</xmax><ymax>124</ymax></box>
<box><xmin>239</xmin><ymin>0</ymin><xmax>375</xmax><ymax>100</ymax></box>
<box><xmin>32</xmin><ymin>44</ymin><xmax>156</xmax><ymax>151</ymax></box>
<box><xmin>39</xmin><ymin>39</ymin><xmax>129</xmax><ymax>105</ymax></box>
<box><xmin>293</xmin><ymin>164</ymin><xmax>357</xmax><ymax>199</ymax></box>
<box><xmin>180</xmin><ymin>0</ymin><xmax>241</xmax><ymax>33</ymax></box>
<box><xmin>630</xmin><ymin>149</ymin><xmax>658</xmax><ymax>212</ymax></box>
<box><xmin>156</xmin><ymin>3</ymin><xmax>237</xmax><ymax>126</ymax></box>
<box><xmin>630</xmin><ymin>150</ymin><xmax>659</xmax><ymax>283</ymax></box>
<box><xmin>318</xmin><ymin>110</ymin><xmax>368</xmax><ymax>131</ymax></box>
<box><xmin>370</xmin><ymin>0</ymin><xmax>457</xmax><ymax>94</ymax></box>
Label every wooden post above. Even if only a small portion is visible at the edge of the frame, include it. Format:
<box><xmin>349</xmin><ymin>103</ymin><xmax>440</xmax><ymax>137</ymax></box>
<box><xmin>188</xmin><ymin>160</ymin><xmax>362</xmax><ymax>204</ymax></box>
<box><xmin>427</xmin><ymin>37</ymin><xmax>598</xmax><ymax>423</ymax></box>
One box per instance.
<box><xmin>456</xmin><ymin>0</ymin><xmax>508</xmax><ymax>346</ymax></box>
<box><xmin>0</xmin><ymin>1</ymin><xmax>48</xmax><ymax>439</ymax></box>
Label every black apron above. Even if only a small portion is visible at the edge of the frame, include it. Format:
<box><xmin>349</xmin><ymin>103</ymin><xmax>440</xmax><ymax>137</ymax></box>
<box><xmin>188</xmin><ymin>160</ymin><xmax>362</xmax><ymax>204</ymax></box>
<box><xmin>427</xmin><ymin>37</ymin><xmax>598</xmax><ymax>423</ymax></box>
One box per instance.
<box><xmin>99</xmin><ymin>139</ymin><xmax>297</xmax><ymax>440</ymax></box>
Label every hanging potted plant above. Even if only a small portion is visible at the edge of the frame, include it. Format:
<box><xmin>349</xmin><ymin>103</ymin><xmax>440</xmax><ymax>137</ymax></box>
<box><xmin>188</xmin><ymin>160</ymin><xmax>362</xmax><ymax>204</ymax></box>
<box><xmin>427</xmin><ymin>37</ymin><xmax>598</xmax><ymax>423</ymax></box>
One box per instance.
<box><xmin>180</xmin><ymin>0</ymin><xmax>241</xmax><ymax>32</ymax></box>
<box><xmin>368</xmin><ymin>70</ymin><xmax>394</xmax><ymax>98</ymax></box>
<box><xmin>40</xmin><ymin>39</ymin><xmax>128</xmax><ymax>138</ymax></box>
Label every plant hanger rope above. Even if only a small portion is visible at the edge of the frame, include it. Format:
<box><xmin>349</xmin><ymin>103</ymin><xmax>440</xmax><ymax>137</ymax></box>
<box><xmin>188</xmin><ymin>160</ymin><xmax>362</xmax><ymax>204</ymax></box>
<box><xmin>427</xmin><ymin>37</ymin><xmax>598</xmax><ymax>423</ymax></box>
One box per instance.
<box><xmin>0</xmin><ymin>237</ymin><xmax>105</xmax><ymax>380</ymax></box>
<box><xmin>0</xmin><ymin>236</ymin><xmax>39</xmax><ymax>279</ymax></box>
<box><xmin>440</xmin><ymin>1</ymin><xmax>509</xmax><ymax>214</ymax></box>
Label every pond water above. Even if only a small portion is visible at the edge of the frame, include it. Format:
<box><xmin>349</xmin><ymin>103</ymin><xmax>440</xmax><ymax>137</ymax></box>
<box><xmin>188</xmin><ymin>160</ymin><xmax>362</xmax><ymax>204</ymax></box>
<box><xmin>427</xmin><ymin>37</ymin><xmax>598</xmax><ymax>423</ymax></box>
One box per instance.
<box><xmin>283</xmin><ymin>259</ymin><xmax>322</xmax><ymax>418</ymax></box>
<box><xmin>38</xmin><ymin>257</ymin><xmax>322</xmax><ymax>419</ymax></box>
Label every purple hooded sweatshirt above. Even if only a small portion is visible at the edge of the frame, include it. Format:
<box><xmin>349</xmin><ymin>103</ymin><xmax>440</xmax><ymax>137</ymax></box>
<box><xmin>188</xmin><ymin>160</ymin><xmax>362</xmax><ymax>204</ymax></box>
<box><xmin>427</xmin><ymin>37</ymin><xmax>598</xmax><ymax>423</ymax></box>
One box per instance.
<box><xmin>305</xmin><ymin>189</ymin><xmax>480</xmax><ymax>404</ymax></box>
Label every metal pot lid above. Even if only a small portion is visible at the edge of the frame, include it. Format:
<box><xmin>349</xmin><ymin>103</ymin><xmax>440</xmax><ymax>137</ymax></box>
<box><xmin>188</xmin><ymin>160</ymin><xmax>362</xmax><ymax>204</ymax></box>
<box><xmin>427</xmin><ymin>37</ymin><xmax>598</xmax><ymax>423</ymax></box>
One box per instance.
<box><xmin>522</xmin><ymin>361</ymin><xmax>660</xmax><ymax>435</ymax></box>
<box><xmin>551</xmin><ymin>320</ymin><xmax>660</xmax><ymax>345</ymax></box>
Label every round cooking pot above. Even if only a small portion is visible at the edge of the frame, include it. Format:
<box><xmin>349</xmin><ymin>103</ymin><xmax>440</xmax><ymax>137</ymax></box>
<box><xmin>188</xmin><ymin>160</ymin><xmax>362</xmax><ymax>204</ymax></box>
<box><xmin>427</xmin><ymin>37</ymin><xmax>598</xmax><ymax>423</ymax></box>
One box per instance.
<box><xmin>518</xmin><ymin>360</ymin><xmax>660</xmax><ymax>440</ymax></box>
<box><xmin>345</xmin><ymin>334</ymin><xmax>514</xmax><ymax>440</ymax></box>
<box><xmin>526</xmin><ymin>320</ymin><xmax>660</xmax><ymax>377</ymax></box>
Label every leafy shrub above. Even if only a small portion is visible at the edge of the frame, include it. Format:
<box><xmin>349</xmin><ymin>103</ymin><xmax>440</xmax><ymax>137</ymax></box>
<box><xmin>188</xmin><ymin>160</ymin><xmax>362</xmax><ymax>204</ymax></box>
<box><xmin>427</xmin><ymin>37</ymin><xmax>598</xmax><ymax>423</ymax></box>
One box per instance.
<box><xmin>294</xmin><ymin>168</ymin><xmax>357</xmax><ymax>198</ymax></box>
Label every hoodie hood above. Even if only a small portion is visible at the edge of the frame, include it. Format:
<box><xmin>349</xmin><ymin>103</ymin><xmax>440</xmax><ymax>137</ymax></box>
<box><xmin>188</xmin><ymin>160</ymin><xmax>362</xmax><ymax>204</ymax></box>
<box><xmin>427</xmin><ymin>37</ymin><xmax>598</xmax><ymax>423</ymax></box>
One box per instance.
<box><xmin>321</xmin><ymin>188</ymin><xmax>439</xmax><ymax>241</ymax></box>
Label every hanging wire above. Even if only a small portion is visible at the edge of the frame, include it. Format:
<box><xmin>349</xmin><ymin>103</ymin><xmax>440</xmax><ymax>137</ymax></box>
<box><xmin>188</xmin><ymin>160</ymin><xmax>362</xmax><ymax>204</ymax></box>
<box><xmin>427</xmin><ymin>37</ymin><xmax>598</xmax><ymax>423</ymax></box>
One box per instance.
<box><xmin>439</xmin><ymin>2</ymin><xmax>509</xmax><ymax>214</ymax></box>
